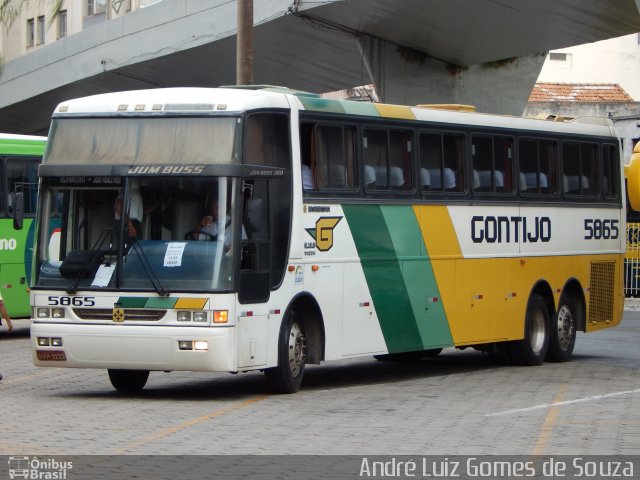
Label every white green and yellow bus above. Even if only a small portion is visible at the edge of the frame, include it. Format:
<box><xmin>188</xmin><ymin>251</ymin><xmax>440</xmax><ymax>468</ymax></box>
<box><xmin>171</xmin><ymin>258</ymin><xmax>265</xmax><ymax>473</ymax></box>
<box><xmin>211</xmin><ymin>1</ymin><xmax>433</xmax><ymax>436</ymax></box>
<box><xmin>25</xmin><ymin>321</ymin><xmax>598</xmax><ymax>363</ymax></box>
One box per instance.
<box><xmin>0</xmin><ymin>133</ymin><xmax>46</xmax><ymax>318</ymax></box>
<box><xmin>29</xmin><ymin>86</ymin><xmax>625</xmax><ymax>393</ymax></box>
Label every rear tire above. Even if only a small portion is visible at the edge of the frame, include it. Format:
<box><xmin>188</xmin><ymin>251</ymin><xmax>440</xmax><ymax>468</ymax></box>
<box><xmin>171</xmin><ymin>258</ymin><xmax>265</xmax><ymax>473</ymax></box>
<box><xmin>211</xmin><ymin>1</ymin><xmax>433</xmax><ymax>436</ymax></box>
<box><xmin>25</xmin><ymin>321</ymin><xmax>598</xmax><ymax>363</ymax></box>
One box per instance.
<box><xmin>547</xmin><ymin>295</ymin><xmax>577</xmax><ymax>362</ymax></box>
<box><xmin>108</xmin><ymin>369</ymin><xmax>149</xmax><ymax>393</ymax></box>
<box><xmin>264</xmin><ymin>314</ymin><xmax>306</xmax><ymax>394</ymax></box>
<box><xmin>508</xmin><ymin>294</ymin><xmax>550</xmax><ymax>366</ymax></box>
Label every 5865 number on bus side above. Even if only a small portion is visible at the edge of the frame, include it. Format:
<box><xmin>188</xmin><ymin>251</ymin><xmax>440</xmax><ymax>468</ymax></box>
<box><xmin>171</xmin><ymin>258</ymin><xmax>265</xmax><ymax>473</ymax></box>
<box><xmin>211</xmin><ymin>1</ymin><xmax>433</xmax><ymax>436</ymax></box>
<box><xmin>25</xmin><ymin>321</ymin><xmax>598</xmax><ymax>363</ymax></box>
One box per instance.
<box><xmin>584</xmin><ymin>219</ymin><xmax>620</xmax><ymax>240</ymax></box>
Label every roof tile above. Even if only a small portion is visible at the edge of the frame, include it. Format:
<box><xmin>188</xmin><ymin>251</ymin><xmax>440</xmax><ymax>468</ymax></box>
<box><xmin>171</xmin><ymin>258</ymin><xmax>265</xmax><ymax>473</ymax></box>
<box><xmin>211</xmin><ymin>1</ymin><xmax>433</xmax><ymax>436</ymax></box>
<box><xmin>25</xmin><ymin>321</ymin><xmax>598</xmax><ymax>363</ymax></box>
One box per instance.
<box><xmin>529</xmin><ymin>82</ymin><xmax>633</xmax><ymax>103</ymax></box>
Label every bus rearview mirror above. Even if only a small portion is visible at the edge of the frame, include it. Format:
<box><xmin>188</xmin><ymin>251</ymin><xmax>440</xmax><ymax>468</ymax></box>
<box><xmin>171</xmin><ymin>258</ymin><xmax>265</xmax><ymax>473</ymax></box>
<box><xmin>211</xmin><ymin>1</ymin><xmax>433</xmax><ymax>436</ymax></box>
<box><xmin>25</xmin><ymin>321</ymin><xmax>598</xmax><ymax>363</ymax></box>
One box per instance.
<box><xmin>13</xmin><ymin>191</ymin><xmax>24</xmax><ymax>230</ymax></box>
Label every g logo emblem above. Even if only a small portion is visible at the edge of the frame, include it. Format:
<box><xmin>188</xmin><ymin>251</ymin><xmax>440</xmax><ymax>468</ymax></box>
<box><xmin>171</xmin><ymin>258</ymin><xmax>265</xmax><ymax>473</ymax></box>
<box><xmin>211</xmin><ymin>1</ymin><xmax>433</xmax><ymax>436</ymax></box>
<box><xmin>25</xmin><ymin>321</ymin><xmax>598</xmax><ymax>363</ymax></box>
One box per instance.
<box><xmin>306</xmin><ymin>217</ymin><xmax>342</xmax><ymax>252</ymax></box>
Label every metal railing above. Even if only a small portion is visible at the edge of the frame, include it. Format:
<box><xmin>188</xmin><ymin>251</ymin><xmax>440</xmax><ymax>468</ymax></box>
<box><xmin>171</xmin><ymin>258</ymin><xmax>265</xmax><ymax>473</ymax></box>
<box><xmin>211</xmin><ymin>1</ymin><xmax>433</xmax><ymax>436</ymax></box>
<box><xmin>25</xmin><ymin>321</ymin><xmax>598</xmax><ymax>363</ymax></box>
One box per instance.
<box><xmin>625</xmin><ymin>222</ymin><xmax>640</xmax><ymax>297</ymax></box>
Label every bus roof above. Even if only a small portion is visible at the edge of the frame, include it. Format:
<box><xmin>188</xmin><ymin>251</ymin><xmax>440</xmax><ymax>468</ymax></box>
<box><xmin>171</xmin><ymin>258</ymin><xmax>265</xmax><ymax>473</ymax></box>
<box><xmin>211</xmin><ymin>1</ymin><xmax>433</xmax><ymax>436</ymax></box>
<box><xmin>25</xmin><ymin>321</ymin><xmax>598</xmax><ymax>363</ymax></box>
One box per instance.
<box><xmin>52</xmin><ymin>86</ymin><xmax>617</xmax><ymax>139</ymax></box>
<box><xmin>0</xmin><ymin>133</ymin><xmax>47</xmax><ymax>156</ymax></box>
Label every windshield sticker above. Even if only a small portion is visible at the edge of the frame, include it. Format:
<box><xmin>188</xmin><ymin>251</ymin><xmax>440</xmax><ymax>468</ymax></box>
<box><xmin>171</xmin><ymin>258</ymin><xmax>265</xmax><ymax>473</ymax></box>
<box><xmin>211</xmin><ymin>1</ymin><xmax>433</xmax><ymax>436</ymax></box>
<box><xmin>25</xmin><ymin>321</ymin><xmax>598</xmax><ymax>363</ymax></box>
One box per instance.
<box><xmin>91</xmin><ymin>264</ymin><xmax>116</xmax><ymax>287</ymax></box>
<box><xmin>164</xmin><ymin>242</ymin><xmax>187</xmax><ymax>267</ymax></box>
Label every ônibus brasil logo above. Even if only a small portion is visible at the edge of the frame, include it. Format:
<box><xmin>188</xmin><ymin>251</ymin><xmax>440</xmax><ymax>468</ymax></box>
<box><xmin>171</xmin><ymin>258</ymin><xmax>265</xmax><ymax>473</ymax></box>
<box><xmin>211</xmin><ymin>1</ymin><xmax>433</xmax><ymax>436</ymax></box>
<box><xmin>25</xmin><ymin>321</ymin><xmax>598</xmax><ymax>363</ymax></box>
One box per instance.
<box><xmin>8</xmin><ymin>456</ymin><xmax>73</xmax><ymax>479</ymax></box>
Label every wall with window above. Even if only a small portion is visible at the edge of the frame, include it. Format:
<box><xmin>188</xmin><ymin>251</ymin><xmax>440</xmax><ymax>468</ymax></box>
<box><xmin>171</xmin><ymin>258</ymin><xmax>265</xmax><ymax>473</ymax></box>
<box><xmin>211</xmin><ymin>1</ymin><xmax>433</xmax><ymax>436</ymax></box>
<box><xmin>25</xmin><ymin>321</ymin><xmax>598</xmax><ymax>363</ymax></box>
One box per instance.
<box><xmin>538</xmin><ymin>33</ymin><xmax>640</xmax><ymax>101</ymax></box>
<box><xmin>0</xmin><ymin>0</ymin><xmax>140</xmax><ymax>63</ymax></box>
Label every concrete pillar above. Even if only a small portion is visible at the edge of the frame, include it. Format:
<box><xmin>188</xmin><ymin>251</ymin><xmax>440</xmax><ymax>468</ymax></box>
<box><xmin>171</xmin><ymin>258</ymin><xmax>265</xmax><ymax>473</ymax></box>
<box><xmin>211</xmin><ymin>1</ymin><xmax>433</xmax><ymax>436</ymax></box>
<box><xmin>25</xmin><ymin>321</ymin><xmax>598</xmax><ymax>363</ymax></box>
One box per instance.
<box><xmin>359</xmin><ymin>34</ymin><xmax>547</xmax><ymax>116</ymax></box>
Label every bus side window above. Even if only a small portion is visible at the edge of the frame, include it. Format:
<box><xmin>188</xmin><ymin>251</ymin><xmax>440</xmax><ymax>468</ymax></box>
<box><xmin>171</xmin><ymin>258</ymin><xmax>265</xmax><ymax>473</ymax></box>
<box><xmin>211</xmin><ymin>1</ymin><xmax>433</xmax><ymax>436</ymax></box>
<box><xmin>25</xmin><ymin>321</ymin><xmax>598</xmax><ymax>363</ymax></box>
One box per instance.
<box><xmin>562</xmin><ymin>141</ymin><xmax>598</xmax><ymax>196</ymax></box>
<box><xmin>519</xmin><ymin>139</ymin><xmax>558</xmax><ymax>195</ymax></box>
<box><xmin>363</xmin><ymin>129</ymin><xmax>387</xmax><ymax>190</ymax></box>
<box><xmin>472</xmin><ymin>135</ymin><xmax>512</xmax><ymax>194</ymax></box>
<box><xmin>420</xmin><ymin>132</ymin><xmax>465</xmax><ymax>193</ymax></box>
<box><xmin>388</xmin><ymin>131</ymin><xmax>411</xmax><ymax>191</ymax></box>
<box><xmin>307</xmin><ymin>124</ymin><xmax>356</xmax><ymax>191</ymax></box>
<box><xmin>245</xmin><ymin>113</ymin><xmax>291</xmax><ymax>170</ymax></box>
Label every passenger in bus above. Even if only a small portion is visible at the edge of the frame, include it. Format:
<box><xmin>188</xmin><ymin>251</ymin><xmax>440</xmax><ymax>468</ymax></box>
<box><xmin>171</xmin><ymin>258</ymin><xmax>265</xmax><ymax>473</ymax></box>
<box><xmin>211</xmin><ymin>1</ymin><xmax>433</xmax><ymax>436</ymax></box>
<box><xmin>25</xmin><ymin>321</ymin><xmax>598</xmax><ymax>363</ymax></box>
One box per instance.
<box><xmin>114</xmin><ymin>181</ymin><xmax>144</xmax><ymax>240</ymax></box>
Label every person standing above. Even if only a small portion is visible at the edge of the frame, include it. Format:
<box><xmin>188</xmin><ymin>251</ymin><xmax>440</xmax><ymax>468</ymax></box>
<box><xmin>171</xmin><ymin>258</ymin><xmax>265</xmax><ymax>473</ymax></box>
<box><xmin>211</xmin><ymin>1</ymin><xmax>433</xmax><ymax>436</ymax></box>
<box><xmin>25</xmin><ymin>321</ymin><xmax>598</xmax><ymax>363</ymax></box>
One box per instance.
<box><xmin>0</xmin><ymin>294</ymin><xmax>12</xmax><ymax>382</ymax></box>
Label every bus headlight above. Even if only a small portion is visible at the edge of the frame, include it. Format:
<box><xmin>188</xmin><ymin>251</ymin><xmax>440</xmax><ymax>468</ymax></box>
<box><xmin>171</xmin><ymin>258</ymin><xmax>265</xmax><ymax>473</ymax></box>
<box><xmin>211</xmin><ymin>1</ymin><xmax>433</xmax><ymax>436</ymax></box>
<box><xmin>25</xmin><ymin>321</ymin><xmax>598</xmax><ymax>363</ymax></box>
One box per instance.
<box><xmin>51</xmin><ymin>338</ymin><xmax>63</xmax><ymax>347</ymax></box>
<box><xmin>37</xmin><ymin>337</ymin><xmax>50</xmax><ymax>346</ymax></box>
<box><xmin>52</xmin><ymin>308</ymin><xmax>65</xmax><ymax>319</ymax></box>
<box><xmin>36</xmin><ymin>308</ymin><xmax>49</xmax><ymax>318</ymax></box>
<box><xmin>193</xmin><ymin>312</ymin><xmax>208</xmax><ymax>322</ymax></box>
<box><xmin>177</xmin><ymin>311</ymin><xmax>191</xmax><ymax>322</ymax></box>
<box><xmin>193</xmin><ymin>341</ymin><xmax>208</xmax><ymax>351</ymax></box>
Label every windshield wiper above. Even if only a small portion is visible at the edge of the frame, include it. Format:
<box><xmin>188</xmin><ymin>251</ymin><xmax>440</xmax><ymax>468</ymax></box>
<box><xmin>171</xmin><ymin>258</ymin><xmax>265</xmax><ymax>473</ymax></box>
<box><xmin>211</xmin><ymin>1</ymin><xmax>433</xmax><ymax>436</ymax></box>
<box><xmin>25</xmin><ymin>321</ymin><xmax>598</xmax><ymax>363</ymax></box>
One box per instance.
<box><xmin>126</xmin><ymin>235</ymin><xmax>170</xmax><ymax>297</ymax></box>
<box><xmin>65</xmin><ymin>227</ymin><xmax>112</xmax><ymax>294</ymax></box>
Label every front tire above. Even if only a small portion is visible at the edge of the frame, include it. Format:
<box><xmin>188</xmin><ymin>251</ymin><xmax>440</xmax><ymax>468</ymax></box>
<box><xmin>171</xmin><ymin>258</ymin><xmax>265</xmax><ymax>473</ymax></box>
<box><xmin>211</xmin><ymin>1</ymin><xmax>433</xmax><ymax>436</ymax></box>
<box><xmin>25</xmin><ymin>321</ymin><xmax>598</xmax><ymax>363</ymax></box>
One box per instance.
<box><xmin>264</xmin><ymin>314</ymin><xmax>306</xmax><ymax>393</ymax></box>
<box><xmin>547</xmin><ymin>295</ymin><xmax>577</xmax><ymax>362</ymax></box>
<box><xmin>108</xmin><ymin>369</ymin><xmax>149</xmax><ymax>393</ymax></box>
<box><xmin>508</xmin><ymin>294</ymin><xmax>550</xmax><ymax>366</ymax></box>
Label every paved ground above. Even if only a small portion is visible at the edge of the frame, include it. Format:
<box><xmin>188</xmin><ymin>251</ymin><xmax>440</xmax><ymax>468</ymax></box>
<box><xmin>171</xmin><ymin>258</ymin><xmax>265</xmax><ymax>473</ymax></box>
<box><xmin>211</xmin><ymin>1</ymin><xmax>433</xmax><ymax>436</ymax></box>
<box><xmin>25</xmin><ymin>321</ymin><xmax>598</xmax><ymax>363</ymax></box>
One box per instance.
<box><xmin>1</xmin><ymin>307</ymin><xmax>639</xmax><ymax>457</ymax></box>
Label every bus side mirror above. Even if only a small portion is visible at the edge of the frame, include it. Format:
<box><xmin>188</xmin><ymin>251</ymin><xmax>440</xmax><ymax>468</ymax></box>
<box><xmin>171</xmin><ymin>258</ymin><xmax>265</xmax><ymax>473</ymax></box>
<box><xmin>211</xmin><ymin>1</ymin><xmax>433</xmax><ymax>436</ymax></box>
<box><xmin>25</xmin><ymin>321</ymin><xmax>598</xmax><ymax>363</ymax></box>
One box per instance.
<box><xmin>628</xmin><ymin>142</ymin><xmax>640</xmax><ymax>211</ymax></box>
<box><xmin>13</xmin><ymin>192</ymin><xmax>24</xmax><ymax>230</ymax></box>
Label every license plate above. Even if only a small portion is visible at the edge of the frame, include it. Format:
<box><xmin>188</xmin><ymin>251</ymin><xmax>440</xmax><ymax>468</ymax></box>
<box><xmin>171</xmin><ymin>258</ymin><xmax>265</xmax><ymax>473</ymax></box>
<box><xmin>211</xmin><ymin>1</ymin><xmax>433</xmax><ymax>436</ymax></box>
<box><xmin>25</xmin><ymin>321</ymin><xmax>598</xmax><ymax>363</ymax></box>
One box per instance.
<box><xmin>36</xmin><ymin>350</ymin><xmax>67</xmax><ymax>361</ymax></box>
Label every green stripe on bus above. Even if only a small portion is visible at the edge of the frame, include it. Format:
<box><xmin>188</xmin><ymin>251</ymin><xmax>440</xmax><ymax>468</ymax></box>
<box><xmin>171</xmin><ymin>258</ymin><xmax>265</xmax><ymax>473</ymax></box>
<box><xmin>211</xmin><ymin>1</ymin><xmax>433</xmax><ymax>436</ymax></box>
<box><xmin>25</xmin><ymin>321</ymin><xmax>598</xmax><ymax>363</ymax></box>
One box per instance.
<box><xmin>341</xmin><ymin>101</ymin><xmax>380</xmax><ymax>117</ymax></box>
<box><xmin>343</xmin><ymin>204</ymin><xmax>423</xmax><ymax>353</ymax></box>
<box><xmin>379</xmin><ymin>206</ymin><xmax>453</xmax><ymax>349</ymax></box>
<box><xmin>145</xmin><ymin>297</ymin><xmax>178</xmax><ymax>309</ymax></box>
<box><xmin>343</xmin><ymin>205</ymin><xmax>453</xmax><ymax>352</ymax></box>
<box><xmin>116</xmin><ymin>297</ymin><xmax>148</xmax><ymax>308</ymax></box>
<box><xmin>297</xmin><ymin>97</ymin><xmax>346</xmax><ymax>114</ymax></box>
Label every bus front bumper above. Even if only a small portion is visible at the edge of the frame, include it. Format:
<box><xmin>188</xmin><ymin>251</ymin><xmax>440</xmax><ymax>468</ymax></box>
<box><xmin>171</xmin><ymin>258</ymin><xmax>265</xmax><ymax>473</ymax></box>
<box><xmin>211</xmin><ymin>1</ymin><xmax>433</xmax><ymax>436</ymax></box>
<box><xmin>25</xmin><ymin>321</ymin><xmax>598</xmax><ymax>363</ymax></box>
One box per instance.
<box><xmin>31</xmin><ymin>322</ymin><xmax>236</xmax><ymax>372</ymax></box>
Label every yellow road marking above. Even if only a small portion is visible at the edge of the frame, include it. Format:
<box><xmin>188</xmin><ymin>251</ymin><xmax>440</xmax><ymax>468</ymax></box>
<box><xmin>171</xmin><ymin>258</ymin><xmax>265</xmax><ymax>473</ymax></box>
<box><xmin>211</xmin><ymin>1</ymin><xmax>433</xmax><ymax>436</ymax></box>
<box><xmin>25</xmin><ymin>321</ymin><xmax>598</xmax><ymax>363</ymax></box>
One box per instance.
<box><xmin>532</xmin><ymin>383</ymin><xmax>568</xmax><ymax>455</ymax></box>
<box><xmin>117</xmin><ymin>394</ymin><xmax>269</xmax><ymax>454</ymax></box>
<box><xmin>1</xmin><ymin>369</ymin><xmax>59</xmax><ymax>386</ymax></box>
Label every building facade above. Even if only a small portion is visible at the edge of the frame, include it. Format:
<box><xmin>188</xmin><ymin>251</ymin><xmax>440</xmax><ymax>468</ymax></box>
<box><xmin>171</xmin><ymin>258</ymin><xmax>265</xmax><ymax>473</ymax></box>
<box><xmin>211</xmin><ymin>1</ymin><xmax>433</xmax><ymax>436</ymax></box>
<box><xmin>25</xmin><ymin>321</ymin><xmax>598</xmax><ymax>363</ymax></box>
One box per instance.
<box><xmin>523</xmin><ymin>82</ymin><xmax>640</xmax><ymax>158</ymax></box>
<box><xmin>537</xmin><ymin>33</ymin><xmax>640</xmax><ymax>101</ymax></box>
<box><xmin>1</xmin><ymin>0</ymin><xmax>160</xmax><ymax>64</ymax></box>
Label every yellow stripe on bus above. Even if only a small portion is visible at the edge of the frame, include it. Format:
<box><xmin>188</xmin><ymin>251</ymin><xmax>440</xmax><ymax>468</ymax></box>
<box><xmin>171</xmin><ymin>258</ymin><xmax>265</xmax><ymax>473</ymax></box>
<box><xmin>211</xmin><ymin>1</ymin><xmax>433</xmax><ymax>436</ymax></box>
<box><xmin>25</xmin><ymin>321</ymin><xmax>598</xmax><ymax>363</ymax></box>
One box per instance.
<box><xmin>174</xmin><ymin>298</ymin><xmax>208</xmax><ymax>310</ymax></box>
<box><xmin>374</xmin><ymin>104</ymin><xmax>416</xmax><ymax>120</ymax></box>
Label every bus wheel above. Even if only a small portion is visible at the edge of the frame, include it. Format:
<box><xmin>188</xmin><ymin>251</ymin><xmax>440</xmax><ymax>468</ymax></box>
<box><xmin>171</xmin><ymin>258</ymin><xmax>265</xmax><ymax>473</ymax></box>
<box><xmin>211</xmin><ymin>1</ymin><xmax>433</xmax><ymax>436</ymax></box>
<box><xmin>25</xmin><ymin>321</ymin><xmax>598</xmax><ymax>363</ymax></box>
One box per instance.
<box><xmin>264</xmin><ymin>314</ymin><xmax>306</xmax><ymax>394</ymax></box>
<box><xmin>547</xmin><ymin>295</ymin><xmax>576</xmax><ymax>362</ymax></box>
<box><xmin>108</xmin><ymin>369</ymin><xmax>149</xmax><ymax>393</ymax></box>
<box><xmin>508</xmin><ymin>294</ymin><xmax>549</xmax><ymax>366</ymax></box>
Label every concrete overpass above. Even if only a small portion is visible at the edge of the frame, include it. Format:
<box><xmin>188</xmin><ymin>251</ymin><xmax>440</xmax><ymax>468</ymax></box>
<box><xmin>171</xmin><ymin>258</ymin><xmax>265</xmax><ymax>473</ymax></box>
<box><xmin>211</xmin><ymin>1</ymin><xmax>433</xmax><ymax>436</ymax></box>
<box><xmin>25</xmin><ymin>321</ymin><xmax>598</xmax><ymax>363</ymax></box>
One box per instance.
<box><xmin>2</xmin><ymin>0</ymin><xmax>640</xmax><ymax>134</ymax></box>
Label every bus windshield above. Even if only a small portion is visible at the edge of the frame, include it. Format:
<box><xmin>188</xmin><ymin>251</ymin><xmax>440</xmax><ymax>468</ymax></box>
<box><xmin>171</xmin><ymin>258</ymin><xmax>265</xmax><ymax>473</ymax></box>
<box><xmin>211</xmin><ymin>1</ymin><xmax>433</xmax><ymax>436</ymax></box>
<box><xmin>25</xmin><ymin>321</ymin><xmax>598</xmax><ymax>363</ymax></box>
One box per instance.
<box><xmin>35</xmin><ymin>176</ymin><xmax>238</xmax><ymax>293</ymax></box>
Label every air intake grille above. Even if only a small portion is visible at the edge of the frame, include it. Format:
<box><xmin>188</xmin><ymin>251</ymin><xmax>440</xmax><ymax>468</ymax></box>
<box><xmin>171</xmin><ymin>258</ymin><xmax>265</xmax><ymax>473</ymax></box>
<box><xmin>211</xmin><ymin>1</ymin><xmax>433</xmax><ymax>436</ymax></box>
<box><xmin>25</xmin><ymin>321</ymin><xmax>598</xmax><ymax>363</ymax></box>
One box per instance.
<box><xmin>73</xmin><ymin>308</ymin><xmax>166</xmax><ymax>321</ymax></box>
<box><xmin>588</xmin><ymin>261</ymin><xmax>615</xmax><ymax>324</ymax></box>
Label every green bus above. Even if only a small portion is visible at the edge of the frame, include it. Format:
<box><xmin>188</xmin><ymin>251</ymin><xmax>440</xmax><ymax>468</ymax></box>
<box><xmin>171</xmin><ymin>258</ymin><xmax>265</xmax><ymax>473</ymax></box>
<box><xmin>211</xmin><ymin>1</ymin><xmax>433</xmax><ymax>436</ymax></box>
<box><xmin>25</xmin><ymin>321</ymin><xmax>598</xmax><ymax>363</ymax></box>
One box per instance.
<box><xmin>0</xmin><ymin>133</ymin><xmax>46</xmax><ymax>318</ymax></box>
